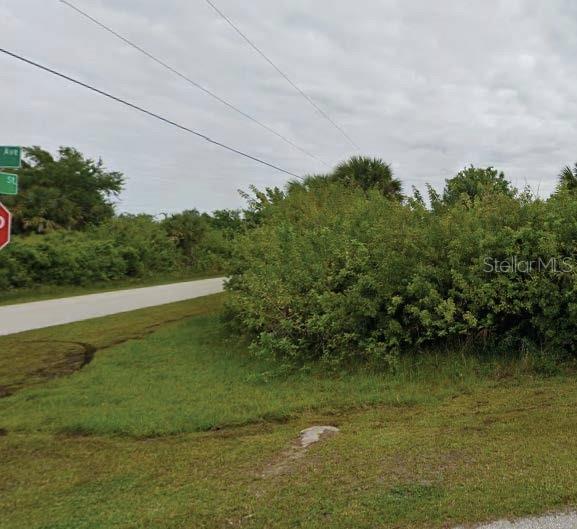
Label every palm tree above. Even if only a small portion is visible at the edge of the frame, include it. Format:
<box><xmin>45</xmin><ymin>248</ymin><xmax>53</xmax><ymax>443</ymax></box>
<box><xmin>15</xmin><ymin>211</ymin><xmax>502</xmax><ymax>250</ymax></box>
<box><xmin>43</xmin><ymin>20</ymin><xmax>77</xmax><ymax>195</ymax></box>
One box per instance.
<box><xmin>559</xmin><ymin>164</ymin><xmax>577</xmax><ymax>191</ymax></box>
<box><xmin>331</xmin><ymin>156</ymin><xmax>403</xmax><ymax>200</ymax></box>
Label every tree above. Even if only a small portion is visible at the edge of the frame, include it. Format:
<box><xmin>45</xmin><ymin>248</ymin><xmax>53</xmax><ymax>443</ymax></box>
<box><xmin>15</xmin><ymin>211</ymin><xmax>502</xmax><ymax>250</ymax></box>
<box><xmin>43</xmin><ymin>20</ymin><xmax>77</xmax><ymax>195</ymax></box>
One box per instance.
<box><xmin>208</xmin><ymin>209</ymin><xmax>243</xmax><ymax>239</ymax></box>
<box><xmin>239</xmin><ymin>185</ymin><xmax>286</xmax><ymax>228</ymax></box>
<box><xmin>2</xmin><ymin>146</ymin><xmax>124</xmax><ymax>234</ymax></box>
<box><xmin>558</xmin><ymin>164</ymin><xmax>577</xmax><ymax>191</ymax></box>
<box><xmin>442</xmin><ymin>166</ymin><xmax>514</xmax><ymax>206</ymax></box>
<box><xmin>329</xmin><ymin>156</ymin><xmax>403</xmax><ymax>199</ymax></box>
<box><xmin>162</xmin><ymin>210</ymin><xmax>208</xmax><ymax>263</ymax></box>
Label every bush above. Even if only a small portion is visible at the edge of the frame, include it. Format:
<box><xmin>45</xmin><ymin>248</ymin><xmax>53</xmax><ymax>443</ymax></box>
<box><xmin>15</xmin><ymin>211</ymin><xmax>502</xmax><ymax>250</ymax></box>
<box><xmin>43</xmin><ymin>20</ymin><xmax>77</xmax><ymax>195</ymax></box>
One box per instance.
<box><xmin>0</xmin><ymin>210</ymin><xmax>240</xmax><ymax>292</ymax></box>
<box><xmin>226</xmin><ymin>181</ymin><xmax>577</xmax><ymax>369</ymax></box>
<box><xmin>0</xmin><ymin>144</ymin><xmax>240</xmax><ymax>293</ymax></box>
<box><xmin>161</xmin><ymin>210</ymin><xmax>233</xmax><ymax>272</ymax></box>
<box><xmin>225</xmin><ymin>182</ymin><xmax>428</xmax><ymax>368</ymax></box>
<box><xmin>0</xmin><ymin>215</ymin><xmax>184</xmax><ymax>290</ymax></box>
<box><xmin>0</xmin><ymin>232</ymin><xmax>130</xmax><ymax>289</ymax></box>
<box><xmin>95</xmin><ymin>215</ymin><xmax>183</xmax><ymax>277</ymax></box>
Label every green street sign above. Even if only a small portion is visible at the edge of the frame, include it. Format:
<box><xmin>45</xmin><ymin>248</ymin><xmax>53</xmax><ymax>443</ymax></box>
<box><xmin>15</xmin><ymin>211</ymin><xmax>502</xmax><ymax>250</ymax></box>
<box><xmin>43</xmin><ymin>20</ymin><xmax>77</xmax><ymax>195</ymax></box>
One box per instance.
<box><xmin>0</xmin><ymin>146</ymin><xmax>21</xmax><ymax>169</ymax></box>
<box><xmin>0</xmin><ymin>172</ymin><xmax>18</xmax><ymax>195</ymax></box>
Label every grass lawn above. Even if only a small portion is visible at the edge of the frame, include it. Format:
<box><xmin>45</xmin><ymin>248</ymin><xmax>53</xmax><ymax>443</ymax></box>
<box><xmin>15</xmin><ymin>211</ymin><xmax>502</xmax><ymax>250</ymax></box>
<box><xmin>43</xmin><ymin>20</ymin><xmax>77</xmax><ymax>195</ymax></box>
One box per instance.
<box><xmin>2</xmin><ymin>293</ymin><xmax>577</xmax><ymax>528</ymax></box>
<box><xmin>0</xmin><ymin>270</ymin><xmax>223</xmax><ymax>307</ymax></box>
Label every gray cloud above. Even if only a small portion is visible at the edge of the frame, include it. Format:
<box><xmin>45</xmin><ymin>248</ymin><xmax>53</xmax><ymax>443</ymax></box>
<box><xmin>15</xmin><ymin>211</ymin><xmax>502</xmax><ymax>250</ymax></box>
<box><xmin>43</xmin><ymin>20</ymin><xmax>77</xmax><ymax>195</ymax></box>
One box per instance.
<box><xmin>1</xmin><ymin>0</ymin><xmax>576</xmax><ymax>213</ymax></box>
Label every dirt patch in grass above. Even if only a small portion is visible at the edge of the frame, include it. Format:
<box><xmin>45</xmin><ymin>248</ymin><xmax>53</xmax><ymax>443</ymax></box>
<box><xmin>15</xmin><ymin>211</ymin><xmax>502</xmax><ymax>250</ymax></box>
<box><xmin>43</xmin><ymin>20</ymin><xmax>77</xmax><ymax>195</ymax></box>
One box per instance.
<box><xmin>0</xmin><ymin>323</ymin><xmax>184</xmax><ymax>398</ymax></box>
<box><xmin>261</xmin><ymin>426</ymin><xmax>340</xmax><ymax>478</ymax></box>
<box><xmin>260</xmin><ymin>438</ymin><xmax>309</xmax><ymax>478</ymax></box>
<box><xmin>0</xmin><ymin>340</ymin><xmax>96</xmax><ymax>398</ymax></box>
<box><xmin>0</xmin><ymin>293</ymin><xmax>225</xmax><ymax>396</ymax></box>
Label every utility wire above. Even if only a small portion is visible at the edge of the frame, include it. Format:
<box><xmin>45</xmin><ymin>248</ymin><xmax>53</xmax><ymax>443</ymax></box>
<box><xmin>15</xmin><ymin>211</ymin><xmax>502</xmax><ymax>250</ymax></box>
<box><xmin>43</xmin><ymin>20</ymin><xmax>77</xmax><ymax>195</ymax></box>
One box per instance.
<box><xmin>59</xmin><ymin>0</ymin><xmax>329</xmax><ymax>168</ymax></box>
<box><xmin>0</xmin><ymin>48</ymin><xmax>303</xmax><ymax>180</ymax></box>
<box><xmin>203</xmin><ymin>0</ymin><xmax>359</xmax><ymax>150</ymax></box>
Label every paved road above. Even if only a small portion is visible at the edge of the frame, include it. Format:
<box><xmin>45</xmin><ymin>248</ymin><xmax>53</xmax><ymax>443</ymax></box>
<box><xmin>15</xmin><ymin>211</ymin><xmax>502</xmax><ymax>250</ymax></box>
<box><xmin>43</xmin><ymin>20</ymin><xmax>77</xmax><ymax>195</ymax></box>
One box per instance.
<box><xmin>0</xmin><ymin>277</ymin><xmax>225</xmax><ymax>336</ymax></box>
<box><xmin>455</xmin><ymin>512</ymin><xmax>577</xmax><ymax>529</ymax></box>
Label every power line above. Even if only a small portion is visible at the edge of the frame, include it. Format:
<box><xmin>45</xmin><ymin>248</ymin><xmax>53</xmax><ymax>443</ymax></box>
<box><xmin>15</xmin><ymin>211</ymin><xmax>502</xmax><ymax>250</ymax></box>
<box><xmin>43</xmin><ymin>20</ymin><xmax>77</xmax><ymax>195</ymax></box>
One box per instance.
<box><xmin>0</xmin><ymin>47</ymin><xmax>303</xmax><ymax>180</ymax></box>
<box><xmin>203</xmin><ymin>0</ymin><xmax>359</xmax><ymax>150</ymax></box>
<box><xmin>59</xmin><ymin>0</ymin><xmax>329</xmax><ymax>169</ymax></box>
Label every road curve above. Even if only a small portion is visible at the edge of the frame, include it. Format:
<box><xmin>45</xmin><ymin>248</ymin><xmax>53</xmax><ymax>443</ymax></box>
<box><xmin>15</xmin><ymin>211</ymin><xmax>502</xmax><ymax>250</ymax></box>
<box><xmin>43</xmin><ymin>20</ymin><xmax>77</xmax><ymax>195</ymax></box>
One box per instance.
<box><xmin>0</xmin><ymin>277</ymin><xmax>225</xmax><ymax>336</ymax></box>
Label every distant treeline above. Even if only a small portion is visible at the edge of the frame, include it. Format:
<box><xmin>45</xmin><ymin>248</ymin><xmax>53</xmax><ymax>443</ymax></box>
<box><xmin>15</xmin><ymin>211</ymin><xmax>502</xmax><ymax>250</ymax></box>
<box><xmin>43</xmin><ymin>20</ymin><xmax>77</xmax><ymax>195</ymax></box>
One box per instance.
<box><xmin>0</xmin><ymin>147</ymin><xmax>245</xmax><ymax>290</ymax></box>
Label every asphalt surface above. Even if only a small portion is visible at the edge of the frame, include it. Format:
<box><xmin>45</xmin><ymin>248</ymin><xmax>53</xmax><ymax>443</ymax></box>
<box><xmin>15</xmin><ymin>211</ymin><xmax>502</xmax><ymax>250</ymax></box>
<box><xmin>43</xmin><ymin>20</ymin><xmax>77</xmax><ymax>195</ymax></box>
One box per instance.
<box><xmin>455</xmin><ymin>512</ymin><xmax>577</xmax><ymax>529</ymax></box>
<box><xmin>0</xmin><ymin>277</ymin><xmax>225</xmax><ymax>336</ymax></box>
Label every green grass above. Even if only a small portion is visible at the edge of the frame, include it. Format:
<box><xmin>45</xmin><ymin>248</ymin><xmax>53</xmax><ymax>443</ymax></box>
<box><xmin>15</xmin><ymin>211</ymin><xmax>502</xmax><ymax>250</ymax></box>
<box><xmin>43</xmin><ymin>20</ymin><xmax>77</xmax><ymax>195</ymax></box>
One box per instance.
<box><xmin>0</xmin><ymin>299</ymin><xmax>536</xmax><ymax>437</ymax></box>
<box><xmin>0</xmin><ymin>293</ymin><xmax>226</xmax><ymax>396</ymax></box>
<box><xmin>0</xmin><ymin>270</ymin><xmax>222</xmax><ymax>306</ymax></box>
<box><xmin>0</xmin><ymin>311</ymin><xmax>454</xmax><ymax>437</ymax></box>
<box><xmin>2</xmin><ymin>294</ymin><xmax>577</xmax><ymax>528</ymax></box>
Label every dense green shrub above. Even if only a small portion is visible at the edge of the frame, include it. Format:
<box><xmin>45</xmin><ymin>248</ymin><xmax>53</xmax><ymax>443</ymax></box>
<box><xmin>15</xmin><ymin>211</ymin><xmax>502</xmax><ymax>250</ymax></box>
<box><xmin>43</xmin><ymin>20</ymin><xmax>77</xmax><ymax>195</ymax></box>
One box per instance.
<box><xmin>0</xmin><ymin>209</ymin><xmax>241</xmax><ymax>291</ymax></box>
<box><xmin>0</xmin><ymin>232</ymin><xmax>130</xmax><ymax>289</ymax></box>
<box><xmin>0</xmin><ymin>145</ymin><xmax>241</xmax><ymax>293</ymax></box>
<box><xmin>226</xmin><ymin>181</ymin><xmax>577</xmax><ymax>368</ymax></box>
<box><xmin>0</xmin><ymin>216</ymin><xmax>183</xmax><ymax>290</ymax></box>
<box><xmin>161</xmin><ymin>210</ymin><xmax>234</xmax><ymax>272</ymax></box>
<box><xmin>94</xmin><ymin>215</ymin><xmax>183</xmax><ymax>277</ymax></box>
<box><xmin>226</xmin><ymin>182</ymin><xmax>429</xmax><ymax>367</ymax></box>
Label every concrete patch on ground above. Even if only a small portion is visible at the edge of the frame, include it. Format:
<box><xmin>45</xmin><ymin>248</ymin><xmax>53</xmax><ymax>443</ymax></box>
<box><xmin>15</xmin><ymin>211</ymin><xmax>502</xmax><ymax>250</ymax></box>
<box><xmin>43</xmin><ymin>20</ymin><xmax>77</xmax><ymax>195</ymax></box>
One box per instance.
<box><xmin>299</xmin><ymin>425</ymin><xmax>340</xmax><ymax>447</ymax></box>
<box><xmin>261</xmin><ymin>425</ymin><xmax>340</xmax><ymax>477</ymax></box>
<box><xmin>455</xmin><ymin>511</ymin><xmax>577</xmax><ymax>529</ymax></box>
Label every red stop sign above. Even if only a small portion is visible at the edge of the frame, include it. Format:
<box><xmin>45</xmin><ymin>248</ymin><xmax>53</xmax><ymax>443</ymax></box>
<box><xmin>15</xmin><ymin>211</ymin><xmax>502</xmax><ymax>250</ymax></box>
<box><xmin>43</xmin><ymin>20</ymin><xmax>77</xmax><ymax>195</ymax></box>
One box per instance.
<box><xmin>0</xmin><ymin>202</ymin><xmax>11</xmax><ymax>250</ymax></box>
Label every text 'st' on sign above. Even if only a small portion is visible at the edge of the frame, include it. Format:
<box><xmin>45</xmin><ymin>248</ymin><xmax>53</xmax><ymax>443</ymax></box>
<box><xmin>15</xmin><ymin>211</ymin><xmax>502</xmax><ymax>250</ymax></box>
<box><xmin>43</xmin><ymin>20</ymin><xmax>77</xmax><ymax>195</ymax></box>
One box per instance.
<box><xmin>0</xmin><ymin>202</ymin><xmax>11</xmax><ymax>250</ymax></box>
<box><xmin>0</xmin><ymin>172</ymin><xmax>18</xmax><ymax>195</ymax></box>
<box><xmin>0</xmin><ymin>146</ymin><xmax>21</xmax><ymax>169</ymax></box>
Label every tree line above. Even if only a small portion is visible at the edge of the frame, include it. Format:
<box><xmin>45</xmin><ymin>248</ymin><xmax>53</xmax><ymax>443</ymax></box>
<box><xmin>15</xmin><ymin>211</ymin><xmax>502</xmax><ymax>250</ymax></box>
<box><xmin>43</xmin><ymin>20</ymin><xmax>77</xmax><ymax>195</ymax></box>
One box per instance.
<box><xmin>0</xmin><ymin>147</ymin><xmax>243</xmax><ymax>290</ymax></box>
<box><xmin>5</xmin><ymin>145</ymin><xmax>577</xmax><ymax>372</ymax></box>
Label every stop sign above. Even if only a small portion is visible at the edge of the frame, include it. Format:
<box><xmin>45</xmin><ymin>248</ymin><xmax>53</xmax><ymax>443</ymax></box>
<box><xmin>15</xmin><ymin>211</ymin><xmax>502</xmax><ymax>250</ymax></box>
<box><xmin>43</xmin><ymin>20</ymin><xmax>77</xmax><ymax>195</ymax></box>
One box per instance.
<box><xmin>0</xmin><ymin>202</ymin><xmax>11</xmax><ymax>250</ymax></box>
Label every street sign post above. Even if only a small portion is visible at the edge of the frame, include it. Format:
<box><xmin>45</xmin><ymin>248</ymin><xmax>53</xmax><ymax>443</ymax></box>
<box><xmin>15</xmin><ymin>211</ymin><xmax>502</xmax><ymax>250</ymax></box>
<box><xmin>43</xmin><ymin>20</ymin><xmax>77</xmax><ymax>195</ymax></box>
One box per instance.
<box><xmin>0</xmin><ymin>203</ymin><xmax>11</xmax><ymax>250</ymax></box>
<box><xmin>0</xmin><ymin>146</ymin><xmax>19</xmax><ymax>250</ymax></box>
<box><xmin>0</xmin><ymin>146</ymin><xmax>21</xmax><ymax>169</ymax></box>
<box><xmin>0</xmin><ymin>172</ymin><xmax>18</xmax><ymax>195</ymax></box>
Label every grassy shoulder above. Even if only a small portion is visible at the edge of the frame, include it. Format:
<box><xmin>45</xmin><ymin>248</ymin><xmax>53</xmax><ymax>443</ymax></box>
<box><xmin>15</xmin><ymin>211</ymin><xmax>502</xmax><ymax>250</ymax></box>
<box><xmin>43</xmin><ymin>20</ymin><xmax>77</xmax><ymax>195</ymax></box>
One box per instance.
<box><xmin>0</xmin><ymin>293</ymin><xmax>226</xmax><ymax>396</ymax></box>
<box><xmin>2</xmin><ymin>294</ymin><xmax>577</xmax><ymax>528</ymax></box>
<box><xmin>0</xmin><ymin>270</ymin><xmax>223</xmax><ymax>307</ymax></box>
<box><xmin>0</xmin><ymin>297</ymin><xmax>457</xmax><ymax>435</ymax></box>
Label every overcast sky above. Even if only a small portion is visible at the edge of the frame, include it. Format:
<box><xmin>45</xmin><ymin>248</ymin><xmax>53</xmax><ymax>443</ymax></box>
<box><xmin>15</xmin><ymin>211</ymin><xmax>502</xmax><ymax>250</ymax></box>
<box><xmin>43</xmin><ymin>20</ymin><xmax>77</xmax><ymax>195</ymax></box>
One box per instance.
<box><xmin>1</xmin><ymin>0</ymin><xmax>577</xmax><ymax>213</ymax></box>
